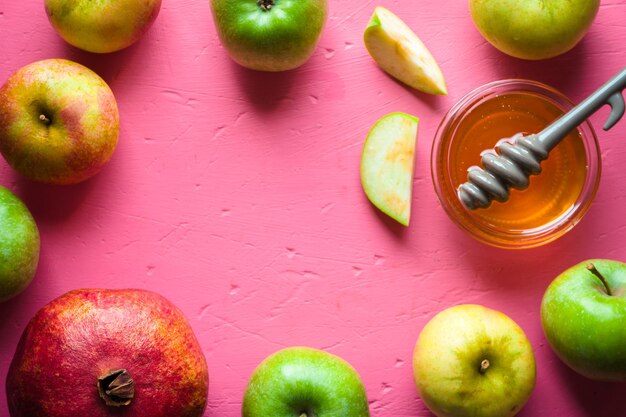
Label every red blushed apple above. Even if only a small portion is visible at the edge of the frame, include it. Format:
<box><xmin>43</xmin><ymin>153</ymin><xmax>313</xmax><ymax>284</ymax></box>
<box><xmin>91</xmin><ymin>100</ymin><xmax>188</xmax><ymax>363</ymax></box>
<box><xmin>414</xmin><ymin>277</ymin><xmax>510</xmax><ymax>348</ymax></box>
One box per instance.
<box><xmin>0</xmin><ymin>59</ymin><xmax>119</xmax><ymax>185</ymax></box>
<box><xmin>6</xmin><ymin>289</ymin><xmax>209</xmax><ymax>417</ymax></box>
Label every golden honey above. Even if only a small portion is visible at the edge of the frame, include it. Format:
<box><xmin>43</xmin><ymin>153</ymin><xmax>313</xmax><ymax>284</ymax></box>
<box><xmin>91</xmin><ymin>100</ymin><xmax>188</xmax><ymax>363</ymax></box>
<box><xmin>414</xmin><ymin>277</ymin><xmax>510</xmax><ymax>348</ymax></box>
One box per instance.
<box><xmin>432</xmin><ymin>80</ymin><xmax>601</xmax><ymax>249</ymax></box>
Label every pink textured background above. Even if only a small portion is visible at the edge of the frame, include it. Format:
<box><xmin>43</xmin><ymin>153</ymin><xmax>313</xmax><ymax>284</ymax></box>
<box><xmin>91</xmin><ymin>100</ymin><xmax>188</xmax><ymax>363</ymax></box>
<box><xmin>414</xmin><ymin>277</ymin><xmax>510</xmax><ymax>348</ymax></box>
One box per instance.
<box><xmin>1</xmin><ymin>0</ymin><xmax>626</xmax><ymax>415</ymax></box>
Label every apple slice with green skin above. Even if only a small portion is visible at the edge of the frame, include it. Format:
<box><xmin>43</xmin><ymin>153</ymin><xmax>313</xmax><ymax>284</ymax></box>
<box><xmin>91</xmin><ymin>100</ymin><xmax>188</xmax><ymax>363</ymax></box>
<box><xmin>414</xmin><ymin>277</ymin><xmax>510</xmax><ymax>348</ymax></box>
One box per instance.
<box><xmin>361</xmin><ymin>112</ymin><xmax>419</xmax><ymax>226</ymax></box>
<box><xmin>364</xmin><ymin>6</ymin><xmax>447</xmax><ymax>95</ymax></box>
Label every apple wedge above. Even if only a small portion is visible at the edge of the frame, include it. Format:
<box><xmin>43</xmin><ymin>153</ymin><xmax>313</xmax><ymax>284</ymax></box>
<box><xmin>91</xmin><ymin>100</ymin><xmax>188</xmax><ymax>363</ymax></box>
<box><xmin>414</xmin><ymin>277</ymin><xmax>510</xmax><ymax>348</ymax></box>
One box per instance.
<box><xmin>361</xmin><ymin>112</ymin><xmax>419</xmax><ymax>226</ymax></box>
<box><xmin>364</xmin><ymin>6</ymin><xmax>447</xmax><ymax>95</ymax></box>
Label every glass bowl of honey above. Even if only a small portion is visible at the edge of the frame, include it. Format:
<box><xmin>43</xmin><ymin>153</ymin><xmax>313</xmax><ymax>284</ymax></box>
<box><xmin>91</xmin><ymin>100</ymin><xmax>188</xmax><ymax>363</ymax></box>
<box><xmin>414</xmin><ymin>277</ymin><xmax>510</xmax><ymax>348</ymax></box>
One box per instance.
<box><xmin>431</xmin><ymin>79</ymin><xmax>601</xmax><ymax>249</ymax></box>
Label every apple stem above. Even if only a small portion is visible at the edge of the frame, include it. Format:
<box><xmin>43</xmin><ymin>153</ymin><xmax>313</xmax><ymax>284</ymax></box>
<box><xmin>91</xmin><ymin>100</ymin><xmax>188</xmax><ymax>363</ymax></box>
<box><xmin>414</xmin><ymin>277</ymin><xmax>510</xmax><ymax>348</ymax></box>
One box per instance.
<box><xmin>39</xmin><ymin>114</ymin><xmax>51</xmax><ymax>125</ymax></box>
<box><xmin>479</xmin><ymin>359</ymin><xmax>490</xmax><ymax>374</ymax></box>
<box><xmin>257</xmin><ymin>0</ymin><xmax>274</xmax><ymax>11</ymax></box>
<box><xmin>587</xmin><ymin>263</ymin><xmax>612</xmax><ymax>296</ymax></box>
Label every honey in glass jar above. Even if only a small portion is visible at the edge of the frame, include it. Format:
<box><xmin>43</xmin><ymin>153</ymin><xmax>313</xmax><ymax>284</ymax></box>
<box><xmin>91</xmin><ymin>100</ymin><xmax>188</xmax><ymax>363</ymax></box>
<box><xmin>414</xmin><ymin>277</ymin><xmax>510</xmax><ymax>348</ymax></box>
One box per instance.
<box><xmin>432</xmin><ymin>80</ymin><xmax>601</xmax><ymax>249</ymax></box>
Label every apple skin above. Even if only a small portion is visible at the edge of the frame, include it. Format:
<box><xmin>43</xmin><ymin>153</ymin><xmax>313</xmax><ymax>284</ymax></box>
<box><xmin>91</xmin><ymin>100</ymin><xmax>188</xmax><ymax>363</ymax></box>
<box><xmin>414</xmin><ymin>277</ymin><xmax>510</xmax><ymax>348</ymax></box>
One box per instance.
<box><xmin>44</xmin><ymin>0</ymin><xmax>162</xmax><ymax>53</ymax></box>
<box><xmin>469</xmin><ymin>0</ymin><xmax>599</xmax><ymax>60</ymax></box>
<box><xmin>360</xmin><ymin>112</ymin><xmax>419</xmax><ymax>226</ymax></box>
<box><xmin>243</xmin><ymin>347</ymin><xmax>370</xmax><ymax>417</ymax></box>
<box><xmin>0</xmin><ymin>186</ymin><xmax>40</xmax><ymax>303</ymax></box>
<box><xmin>0</xmin><ymin>59</ymin><xmax>119</xmax><ymax>185</ymax></box>
<box><xmin>211</xmin><ymin>0</ymin><xmax>327</xmax><ymax>71</ymax></box>
<box><xmin>364</xmin><ymin>6</ymin><xmax>447</xmax><ymax>95</ymax></box>
<box><xmin>413</xmin><ymin>305</ymin><xmax>536</xmax><ymax>417</ymax></box>
<box><xmin>541</xmin><ymin>259</ymin><xmax>626</xmax><ymax>381</ymax></box>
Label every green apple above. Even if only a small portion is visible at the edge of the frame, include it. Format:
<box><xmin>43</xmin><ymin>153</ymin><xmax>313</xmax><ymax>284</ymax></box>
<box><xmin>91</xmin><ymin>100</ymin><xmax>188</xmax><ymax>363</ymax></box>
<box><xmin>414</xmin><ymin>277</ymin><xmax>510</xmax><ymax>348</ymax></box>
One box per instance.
<box><xmin>413</xmin><ymin>305</ymin><xmax>536</xmax><ymax>417</ymax></box>
<box><xmin>469</xmin><ymin>0</ymin><xmax>600</xmax><ymax>60</ymax></box>
<box><xmin>541</xmin><ymin>259</ymin><xmax>626</xmax><ymax>380</ymax></box>
<box><xmin>0</xmin><ymin>187</ymin><xmax>40</xmax><ymax>303</ymax></box>
<box><xmin>45</xmin><ymin>0</ymin><xmax>162</xmax><ymax>53</ymax></box>
<box><xmin>0</xmin><ymin>59</ymin><xmax>119</xmax><ymax>185</ymax></box>
<box><xmin>364</xmin><ymin>6</ymin><xmax>447</xmax><ymax>95</ymax></box>
<box><xmin>243</xmin><ymin>347</ymin><xmax>370</xmax><ymax>417</ymax></box>
<box><xmin>210</xmin><ymin>0</ymin><xmax>327</xmax><ymax>71</ymax></box>
<box><xmin>360</xmin><ymin>112</ymin><xmax>418</xmax><ymax>226</ymax></box>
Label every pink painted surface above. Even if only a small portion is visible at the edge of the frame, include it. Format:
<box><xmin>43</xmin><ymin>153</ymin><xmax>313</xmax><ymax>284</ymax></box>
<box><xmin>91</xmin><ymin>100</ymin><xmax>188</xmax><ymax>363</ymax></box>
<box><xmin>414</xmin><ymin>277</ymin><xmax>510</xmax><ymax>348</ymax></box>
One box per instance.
<box><xmin>1</xmin><ymin>0</ymin><xmax>625</xmax><ymax>416</ymax></box>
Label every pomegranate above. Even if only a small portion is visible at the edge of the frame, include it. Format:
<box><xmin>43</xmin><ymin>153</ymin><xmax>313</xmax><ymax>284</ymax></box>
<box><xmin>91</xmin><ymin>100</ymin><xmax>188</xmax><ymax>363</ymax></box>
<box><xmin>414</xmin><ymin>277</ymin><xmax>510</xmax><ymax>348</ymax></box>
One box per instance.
<box><xmin>6</xmin><ymin>289</ymin><xmax>208</xmax><ymax>417</ymax></box>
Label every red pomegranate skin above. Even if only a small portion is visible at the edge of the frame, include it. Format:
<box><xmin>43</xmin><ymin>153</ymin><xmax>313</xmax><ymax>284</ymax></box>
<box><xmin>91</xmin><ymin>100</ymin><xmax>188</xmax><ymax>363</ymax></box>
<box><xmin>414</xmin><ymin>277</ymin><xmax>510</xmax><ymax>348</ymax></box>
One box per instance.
<box><xmin>6</xmin><ymin>289</ymin><xmax>208</xmax><ymax>417</ymax></box>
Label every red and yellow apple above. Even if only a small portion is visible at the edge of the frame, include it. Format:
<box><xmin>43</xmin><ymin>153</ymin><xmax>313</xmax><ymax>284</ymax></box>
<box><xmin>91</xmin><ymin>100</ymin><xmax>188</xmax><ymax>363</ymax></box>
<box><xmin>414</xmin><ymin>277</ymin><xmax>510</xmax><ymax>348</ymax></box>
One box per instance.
<box><xmin>0</xmin><ymin>59</ymin><xmax>119</xmax><ymax>185</ymax></box>
<box><xmin>6</xmin><ymin>288</ymin><xmax>209</xmax><ymax>417</ymax></box>
<box><xmin>44</xmin><ymin>0</ymin><xmax>162</xmax><ymax>53</ymax></box>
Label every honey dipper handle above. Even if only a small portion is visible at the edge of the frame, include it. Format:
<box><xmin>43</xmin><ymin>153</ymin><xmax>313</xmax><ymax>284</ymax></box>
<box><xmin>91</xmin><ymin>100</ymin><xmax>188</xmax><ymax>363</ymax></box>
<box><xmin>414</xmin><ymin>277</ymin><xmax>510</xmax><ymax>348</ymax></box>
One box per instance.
<box><xmin>538</xmin><ymin>67</ymin><xmax>626</xmax><ymax>152</ymax></box>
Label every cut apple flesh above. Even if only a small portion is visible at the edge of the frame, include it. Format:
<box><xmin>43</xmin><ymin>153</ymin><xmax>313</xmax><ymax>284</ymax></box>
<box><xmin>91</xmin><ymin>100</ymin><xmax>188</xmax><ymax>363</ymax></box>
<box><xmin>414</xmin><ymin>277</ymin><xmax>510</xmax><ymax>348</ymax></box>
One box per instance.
<box><xmin>364</xmin><ymin>6</ymin><xmax>447</xmax><ymax>95</ymax></box>
<box><xmin>361</xmin><ymin>112</ymin><xmax>419</xmax><ymax>226</ymax></box>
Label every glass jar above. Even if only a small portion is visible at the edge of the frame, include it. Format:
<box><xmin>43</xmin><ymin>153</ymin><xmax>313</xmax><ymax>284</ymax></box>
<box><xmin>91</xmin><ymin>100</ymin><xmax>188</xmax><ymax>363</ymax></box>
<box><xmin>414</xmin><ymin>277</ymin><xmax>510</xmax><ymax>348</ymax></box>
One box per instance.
<box><xmin>431</xmin><ymin>79</ymin><xmax>601</xmax><ymax>249</ymax></box>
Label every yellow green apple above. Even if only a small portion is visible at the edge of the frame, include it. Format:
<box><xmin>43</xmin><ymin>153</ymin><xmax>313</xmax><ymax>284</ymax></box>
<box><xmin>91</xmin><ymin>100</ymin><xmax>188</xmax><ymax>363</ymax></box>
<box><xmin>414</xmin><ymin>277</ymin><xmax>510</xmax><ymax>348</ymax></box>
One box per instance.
<box><xmin>469</xmin><ymin>0</ymin><xmax>600</xmax><ymax>60</ymax></box>
<box><xmin>44</xmin><ymin>0</ymin><xmax>162</xmax><ymax>53</ymax></box>
<box><xmin>361</xmin><ymin>112</ymin><xmax>419</xmax><ymax>226</ymax></box>
<box><xmin>364</xmin><ymin>6</ymin><xmax>447</xmax><ymax>95</ymax></box>
<box><xmin>210</xmin><ymin>0</ymin><xmax>327</xmax><ymax>71</ymax></box>
<box><xmin>0</xmin><ymin>186</ymin><xmax>40</xmax><ymax>303</ymax></box>
<box><xmin>413</xmin><ymin>304</ymin><xmax>536</xmax><ymax>417</ymax></box>
<box><xmin>0</xmin><ymin>59</ymin><xmax>119</xmax><ymax>185</ymax></box>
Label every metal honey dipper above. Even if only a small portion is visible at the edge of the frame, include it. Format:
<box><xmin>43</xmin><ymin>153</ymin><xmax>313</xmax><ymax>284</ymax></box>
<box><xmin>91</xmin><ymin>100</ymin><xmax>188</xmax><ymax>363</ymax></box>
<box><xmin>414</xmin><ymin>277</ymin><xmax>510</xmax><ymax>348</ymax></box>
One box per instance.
<box><xmin>458</xmin><ymin>67</ymin><xmax>626</xmax><ymax>211</ymax></box>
